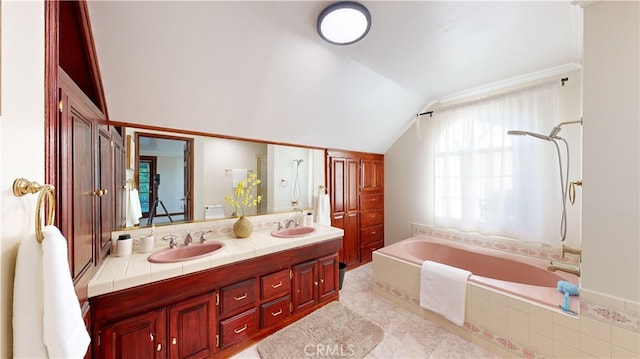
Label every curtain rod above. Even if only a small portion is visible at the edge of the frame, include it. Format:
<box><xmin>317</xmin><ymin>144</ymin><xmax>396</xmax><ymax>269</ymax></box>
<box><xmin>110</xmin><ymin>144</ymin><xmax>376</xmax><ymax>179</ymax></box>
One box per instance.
<box><xmin>417</xmin><ymin>76</ymin><xmax>567</xmax><ymax>118</ymax></box>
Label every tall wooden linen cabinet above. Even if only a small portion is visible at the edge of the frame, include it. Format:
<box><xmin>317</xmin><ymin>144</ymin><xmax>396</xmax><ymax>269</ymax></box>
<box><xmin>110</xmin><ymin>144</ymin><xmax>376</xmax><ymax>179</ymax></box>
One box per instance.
<box><xmin>326</xmin><ymin>150</ymin><xmax>384</xmax><ymax>268</ymax></box>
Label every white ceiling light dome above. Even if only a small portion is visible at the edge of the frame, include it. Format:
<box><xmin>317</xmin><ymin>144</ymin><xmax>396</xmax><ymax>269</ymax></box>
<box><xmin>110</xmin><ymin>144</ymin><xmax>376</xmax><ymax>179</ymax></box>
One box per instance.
<box><xmin>317</xmin><ymin>2</ymin><xmax>371</xmax><ymax>45</ymax></box>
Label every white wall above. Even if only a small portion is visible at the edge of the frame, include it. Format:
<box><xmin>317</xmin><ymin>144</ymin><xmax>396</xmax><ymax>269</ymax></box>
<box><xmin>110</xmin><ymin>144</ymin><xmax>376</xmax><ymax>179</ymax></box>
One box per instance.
<box><xmin>268</xmin><ymin>145</ymin><xmax>314</xmax><ymax>213</ymax></box>
<box><xmin>201</xmin><ymin>138</ymin><xmax>267</xmax><ymax>217</ymax></box>
<box><xmin>385</xmin><ymin>69</ymin><xmax>583</xmax><ymax>247</ymax></box>
<box><xmin>581</xmin><ymin>1</ymin><xmax>639</xmax><ymax>302</ymax></box>
<box><xmin>0</xmin><ymin>1</ymin><xmax>45</xmax><ymax>357</ymax></box>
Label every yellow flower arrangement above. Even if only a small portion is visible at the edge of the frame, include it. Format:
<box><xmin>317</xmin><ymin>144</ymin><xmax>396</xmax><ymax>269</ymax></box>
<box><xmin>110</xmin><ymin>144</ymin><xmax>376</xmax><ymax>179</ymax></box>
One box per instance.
<box><xmin>224</xmin><ymin>172</ymin><xmax>262</xmax><ymax>217</ymax></box>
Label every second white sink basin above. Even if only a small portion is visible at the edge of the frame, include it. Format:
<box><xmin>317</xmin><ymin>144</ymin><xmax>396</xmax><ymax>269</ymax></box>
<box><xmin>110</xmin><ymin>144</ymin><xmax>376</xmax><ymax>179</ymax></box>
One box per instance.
<box><xmin>271</xmin><ymin>226</ymin><xmax>316</xmax><ymax>238</ymax></box>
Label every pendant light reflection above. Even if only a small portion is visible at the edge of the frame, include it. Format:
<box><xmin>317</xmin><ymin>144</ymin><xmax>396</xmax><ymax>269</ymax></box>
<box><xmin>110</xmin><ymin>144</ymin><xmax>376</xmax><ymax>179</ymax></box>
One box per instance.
<box><xmin>317</xmin><ymin>2</ymin><xmax>371</xmax><ymax>45</ymax></box>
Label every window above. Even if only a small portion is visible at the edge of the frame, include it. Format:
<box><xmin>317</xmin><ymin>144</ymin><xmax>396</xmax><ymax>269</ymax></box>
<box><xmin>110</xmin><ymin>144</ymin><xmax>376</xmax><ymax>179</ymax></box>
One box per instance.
<box><xmin>432</xmin><ymin>83</ymin><xmax>561</xmax><ymax>242</ymax></box>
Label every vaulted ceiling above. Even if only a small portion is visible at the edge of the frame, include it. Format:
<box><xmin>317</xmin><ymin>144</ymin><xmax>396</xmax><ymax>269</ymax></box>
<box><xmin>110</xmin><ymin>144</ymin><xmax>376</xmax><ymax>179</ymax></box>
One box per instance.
<box><xmin>87</xmin><ymin>1</ymin><xmax>582</xmax><ymax>154</ymax></box>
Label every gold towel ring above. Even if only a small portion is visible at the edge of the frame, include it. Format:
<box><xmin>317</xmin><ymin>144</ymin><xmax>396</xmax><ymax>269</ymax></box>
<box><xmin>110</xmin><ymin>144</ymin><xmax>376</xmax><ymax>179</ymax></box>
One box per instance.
<box><xmin>13</xmin><ymin>178</ymin><xmax>56</xmax><ymax>242</ymax></box>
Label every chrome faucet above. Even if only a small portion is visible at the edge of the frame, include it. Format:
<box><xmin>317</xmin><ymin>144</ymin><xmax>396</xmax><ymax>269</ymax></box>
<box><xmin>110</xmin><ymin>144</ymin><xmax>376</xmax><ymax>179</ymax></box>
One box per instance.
<box><xmin>200</xmin><ymin>231</ymin><xmax>212</xmax><ymax>243</ymax></box>
<box><xmin>184</xmin><ymin>233</ymin><xmax>193</xmax><ymax>246</ymax></box>
<box><xmin>547</xmin><ymin>261</ymin><xmax>581</xmax><ymax>277</ymax></box>
<box><xmin>163</xmin><ymin>235</ymin><xmax>178</xmax><ymax>249</ymax></box>
<box><xmin>285</xmin><ymin>219</ymin><xmax>297</xmax><ymax>229</ymax></box>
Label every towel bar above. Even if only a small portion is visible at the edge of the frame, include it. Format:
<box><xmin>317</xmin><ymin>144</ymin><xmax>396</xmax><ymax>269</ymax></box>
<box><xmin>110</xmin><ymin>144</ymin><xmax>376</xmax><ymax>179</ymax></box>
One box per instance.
<box><xmin>13</xmin><ymin>178</ymin><xmax>56</xmax><ymax>242</ymax></box>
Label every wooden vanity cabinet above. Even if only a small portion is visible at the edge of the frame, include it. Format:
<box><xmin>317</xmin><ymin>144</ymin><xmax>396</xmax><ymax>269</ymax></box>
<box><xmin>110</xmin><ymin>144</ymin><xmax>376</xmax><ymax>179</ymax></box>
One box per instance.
<box><xmin>97</xmin><ymin>292</ymin><xmax>216</xmax><ymax>359</ymax></box>
<box><xmin>292</xmin><ymin>254</ymin><xmax>339</xmax><ymax>313</ymax></box>
<box><xmin>91</xmin><ymin>237</ymin><xmax>342</xmax><ymax>358</ymax></box>
<box><xmin>99</xmin><ymin>308</ymin><xmax>166</xmax><ymax>359</ymax></box>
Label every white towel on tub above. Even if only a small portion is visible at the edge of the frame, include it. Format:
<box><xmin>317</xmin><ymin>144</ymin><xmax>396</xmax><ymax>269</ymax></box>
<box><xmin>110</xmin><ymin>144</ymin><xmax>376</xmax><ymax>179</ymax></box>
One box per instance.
<box><xmin>419</xmin><ymin>260</ymin><xmax>472</xmax><ymax>326</ymax></box>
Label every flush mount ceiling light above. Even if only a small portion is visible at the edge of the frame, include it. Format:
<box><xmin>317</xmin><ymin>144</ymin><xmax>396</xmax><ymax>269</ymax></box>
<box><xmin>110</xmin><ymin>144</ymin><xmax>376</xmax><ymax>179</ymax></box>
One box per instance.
<box><xmin>317</xmin><ymin>2</ymin><xmax>371</xmax><ymax>45</ymax></box>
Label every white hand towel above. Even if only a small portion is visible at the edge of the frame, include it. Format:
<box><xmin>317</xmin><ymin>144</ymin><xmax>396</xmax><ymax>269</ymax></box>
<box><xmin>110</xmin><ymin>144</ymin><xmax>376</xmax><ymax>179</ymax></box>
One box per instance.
<box><xmin>419</xmin><ymin>260</ymin><xmax>472</xmax><ymax>326</ymax></box>
<box><xmin>232</xmin><ymin>169</ymin><xmax>248</xmax><ymax>188</ymax></box>
<box><xmin>127</xmin><ymin>188</ymin><xmax>143</xmax><ymax>227</ymax></box>
<box><xmin>13</xmin><ymin>231</ymin><xmax>47</xmax><ymax>358</ymax></box>
<box><xmin>316</xmin><ymin>194</ymin><xmax>331</xmax><ymax>226</ymax></box>
<box><xmin>42</xmin><ymin>226</ymin><xmax>90</xmax><ymax>358</ymax></box>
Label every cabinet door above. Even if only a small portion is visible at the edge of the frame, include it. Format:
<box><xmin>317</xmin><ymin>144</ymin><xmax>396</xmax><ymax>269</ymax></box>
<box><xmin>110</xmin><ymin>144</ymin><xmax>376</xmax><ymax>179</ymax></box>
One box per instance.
<box><xmin>292</xmin><ymin>260</ymin><xmax>318</xmax><ymax>312</ymax></box>
<box><xmin>361</xmin><ymin>158</ymin><xmax>383</xmax><ymax>191</ymax></box>
<box><xmin>97</xmin><ymin>129</ymin><xmax>113</xmax><ymax>259</ymax></box>
<box><xmin>168</xmin><ymin>293</ymin><xmax>217</xmax><ymax>359</ymax></box>
<box><xmin>329</xmin><ymin>156</ymin><xmax>360</xmax><ymax>266</ymax></box>
<box><xmin>113</xmin><ymin>130</ymin><xmax>127</xmax><ymax>229</ymax></box>
<box><xmin>60</xmin><ymin>87</ymin><xmax>95</xmax><ymax>280</ymax></box>
<box><xmin>99</xmin><ymin>308</ymin><xmax>166</xmax><ymax>359</ymax></box>
<box><xmin>318</xmin><ymin>255</ymin><xmax>339</xmax><ymax>302</ymax></box>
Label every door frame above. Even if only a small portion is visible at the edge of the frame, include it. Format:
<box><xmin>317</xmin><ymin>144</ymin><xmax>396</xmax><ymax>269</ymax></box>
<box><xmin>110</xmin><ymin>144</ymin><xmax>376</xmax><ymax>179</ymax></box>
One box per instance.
<box><xmin>134</xmin><ymin>132</ymin><xmax>194</xmax><ymax>223</ymax></box>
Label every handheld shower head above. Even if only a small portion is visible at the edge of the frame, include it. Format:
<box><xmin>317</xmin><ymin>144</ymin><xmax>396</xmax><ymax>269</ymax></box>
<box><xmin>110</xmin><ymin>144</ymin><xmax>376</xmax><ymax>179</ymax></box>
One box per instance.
<box><xmin>507</xmin><ymin>130</ymin><xmax>551</xmax><ymax>141</ymax></box>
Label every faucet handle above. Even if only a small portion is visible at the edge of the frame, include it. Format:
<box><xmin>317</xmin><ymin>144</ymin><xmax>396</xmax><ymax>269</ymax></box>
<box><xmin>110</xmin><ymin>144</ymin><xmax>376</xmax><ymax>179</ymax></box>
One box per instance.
<box><xmin>200</xmin><ymin>230</ymin><xmax>212</xmax><ymax>243</ymax></box>
<box><xmin>163</xmin><ymin>235</ymin><xmax>178</xmax><ymax>249</ymax></box>
<box><xmin>184</xmin><ymin>233</ymin><xmax>193</xmax><ymax>246</ymax></box>
<box><xmin>274</xmin><ymin>221</ymin><xmax>283</xmax><ymax>230</ymax></box>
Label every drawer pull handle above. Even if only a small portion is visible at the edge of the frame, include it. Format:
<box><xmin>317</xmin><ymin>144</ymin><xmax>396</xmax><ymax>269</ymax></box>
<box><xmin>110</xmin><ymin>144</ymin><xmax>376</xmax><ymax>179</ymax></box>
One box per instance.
<box><xmin>234</xmin><ymin>293</ymin><xmax>247</xmax><ymax>301</ymax></box>
<box><xmin>371</xmin><ymin>231</ymin><xmax>376</xmax><ymax>234</ymax></box>
<box><xmin>234</xmin><ymin>324</ymin><xmax>248</xmax><ymax>334</ymax></box>
<box><xmin>271</xmin><ymin>281</ymin><xmax>283</xmax><ymax>289</ymax></box>
<box><xmin>156</xmin><ymin>343</ymin><xmax>162</xmax><ymax>352</ymax></box>
<box><xmin>172</xmin><ymin>338</ymin><xmax>177</xmax><ymax>345</ymax></box>
<box><xmin>371</xmin><ymin>198</ymin><xmax>377</xmax><ymax>201</ymax></box>
<box><xmin>271</xmin><ymin>309</ymin><xmax>283</xmax><ymax>317</ymax></box>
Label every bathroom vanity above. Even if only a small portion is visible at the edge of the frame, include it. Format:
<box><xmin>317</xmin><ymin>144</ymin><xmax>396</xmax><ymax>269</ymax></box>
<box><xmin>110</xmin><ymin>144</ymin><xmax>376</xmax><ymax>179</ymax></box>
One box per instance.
<box><xmin>88</xmin><ymin>225</ymin><xmax>343</xmax><ymax>358</ymax></box>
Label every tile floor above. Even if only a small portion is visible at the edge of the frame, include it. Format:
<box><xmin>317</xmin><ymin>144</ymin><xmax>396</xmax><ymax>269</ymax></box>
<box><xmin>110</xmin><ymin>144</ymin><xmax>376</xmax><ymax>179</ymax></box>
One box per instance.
<box><xmin>234</xmin><ymin>263</ymin><xmax>500</xmax><ymax>358</ymax></box>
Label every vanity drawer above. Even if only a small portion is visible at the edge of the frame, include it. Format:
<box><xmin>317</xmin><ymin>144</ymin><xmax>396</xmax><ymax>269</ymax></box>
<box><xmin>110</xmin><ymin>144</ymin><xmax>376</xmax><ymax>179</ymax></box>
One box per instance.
<box><xmin>260</xmin><ymin>295</ymin><xmax>291</xmax><ymax>328</ymax></box>
<box><xmin>360</xmin><ymin>210</ymin><xmax>383</xmax><ymax>228</ymax></box>
<box><xmin>219</xmin><ymin>308</ymin><xmax>257</xmax><ymax>349</ymax></box>
<box><xmin>360</xmin><ymin>193</ymin><xmax>383</xmax><ymax>210</ymax></box>
<box><xmin>360</xmin><ymin>224</ymin><xmax>383</xmax><ymax>245</ymax></box>
<box><xmin>220</xmin><ymin>278</ymin><xmax>257</xmax><ymax>318</ymax></box>
<box><xmin>261</xmin><ymin>269</ymin><xmax>290</xmax><ymax>301</ymax></box>
<box><xmin>360</xmin><ymin>239</ymin><xmax>384</xmax><ymax>264</ymax></box>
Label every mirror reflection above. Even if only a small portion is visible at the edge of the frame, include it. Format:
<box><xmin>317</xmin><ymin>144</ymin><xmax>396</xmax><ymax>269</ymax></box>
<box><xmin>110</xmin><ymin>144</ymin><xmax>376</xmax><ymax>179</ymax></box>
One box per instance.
<box><xmin>120</xmin><ymin>126</ymin><xmax>324</xmax><ymax>229</ymax></box>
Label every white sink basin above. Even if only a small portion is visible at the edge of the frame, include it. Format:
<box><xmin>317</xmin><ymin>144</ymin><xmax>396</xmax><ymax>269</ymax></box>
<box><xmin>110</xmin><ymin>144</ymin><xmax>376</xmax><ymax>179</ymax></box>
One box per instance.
<box><xmin>147</xmin><ymin>241</ymin><xmax>225</xmax><ymax>263</ymax></box>
<box><xmin>271</xmin><ymin>227</ymin><xmax>316</xmax><ymax>238</ymax></box>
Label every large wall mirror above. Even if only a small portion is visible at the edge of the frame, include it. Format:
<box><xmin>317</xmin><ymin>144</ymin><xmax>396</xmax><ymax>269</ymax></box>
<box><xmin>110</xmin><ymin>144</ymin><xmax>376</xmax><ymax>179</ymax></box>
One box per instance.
<box><xmin>119</xmin><ymin>125</ymin><xmax>325</xmax><ymax>230</ymax></box>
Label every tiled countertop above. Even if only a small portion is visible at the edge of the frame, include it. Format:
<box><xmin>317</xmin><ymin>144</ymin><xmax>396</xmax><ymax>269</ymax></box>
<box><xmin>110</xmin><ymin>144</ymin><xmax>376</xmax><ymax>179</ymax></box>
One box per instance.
<box><xmin>88</xmin><ymin>224</ymin><xmax>344</xmax><ymax>298</ymax></box>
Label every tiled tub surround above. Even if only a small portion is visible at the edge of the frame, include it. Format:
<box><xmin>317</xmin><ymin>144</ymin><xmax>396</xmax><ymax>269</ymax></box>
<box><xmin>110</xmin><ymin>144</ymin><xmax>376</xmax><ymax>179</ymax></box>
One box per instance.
<box><xmin>372</xmin><ymin>224</ymin><xmax>639</xmax><ymax>358</ymax></box>
<box><xmin>89</xmin><ymin>212</ymin><xmax>342</xmax><ymax>297</ymax></box>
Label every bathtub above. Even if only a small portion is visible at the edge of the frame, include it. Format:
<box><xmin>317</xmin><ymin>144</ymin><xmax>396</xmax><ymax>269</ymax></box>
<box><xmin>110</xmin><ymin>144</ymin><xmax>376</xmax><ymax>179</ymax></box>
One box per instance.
<box><xmin>374</xmin><ymin>235</ymin><xmax>580</xmax><ymax>313</ymax></box>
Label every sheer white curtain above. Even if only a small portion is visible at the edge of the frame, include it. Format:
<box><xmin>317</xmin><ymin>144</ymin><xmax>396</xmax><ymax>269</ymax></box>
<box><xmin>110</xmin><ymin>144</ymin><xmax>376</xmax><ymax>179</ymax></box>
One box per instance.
<box><xmin>432</xmin><ymin>83</ymin><xmax>561</xmax><ymax>242</ymax></box>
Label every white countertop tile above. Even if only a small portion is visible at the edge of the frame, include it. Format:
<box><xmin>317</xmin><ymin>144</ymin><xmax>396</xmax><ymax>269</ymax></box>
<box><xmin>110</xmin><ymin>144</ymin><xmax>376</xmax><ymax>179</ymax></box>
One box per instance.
<box><xmin>88</xmin><ymin>224</ymin><xmax>343</xmax><ymax>298</ymax></box>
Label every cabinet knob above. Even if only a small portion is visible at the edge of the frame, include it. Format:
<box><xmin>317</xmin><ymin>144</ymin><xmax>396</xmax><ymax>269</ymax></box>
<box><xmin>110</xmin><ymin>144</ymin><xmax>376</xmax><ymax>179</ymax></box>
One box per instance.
<box><xmin>320</xmin><ymin>278</ymin><xmax>324</xmax><ymax>283</ymax></box>
<box><xmin>172</xmin><ymin>337</ymin><xmax>177</xmax><ymax>345</ymax></box>
<box><xmin>314</xmin><ymin>281</ymin><xmax>318</xmax><ymax>286</ymax></box>
<box><xmin>91</xmin><ymin>189</ymin><xmax>108</xmax><ymax>196</ymax></box>
<box><xmin>156</xmin><ymin>343</ymin><xmax>162</xmax><ymax>352</ymax></box>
